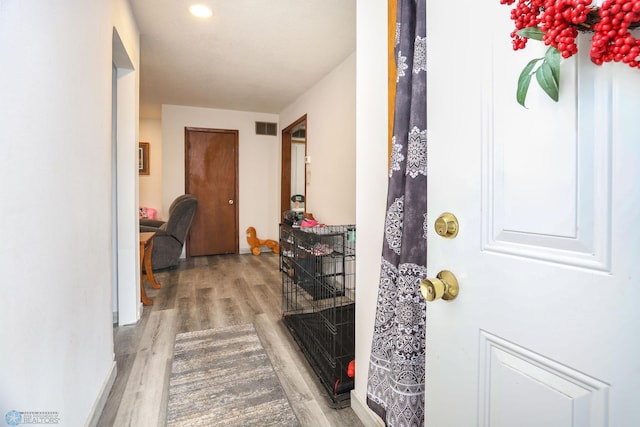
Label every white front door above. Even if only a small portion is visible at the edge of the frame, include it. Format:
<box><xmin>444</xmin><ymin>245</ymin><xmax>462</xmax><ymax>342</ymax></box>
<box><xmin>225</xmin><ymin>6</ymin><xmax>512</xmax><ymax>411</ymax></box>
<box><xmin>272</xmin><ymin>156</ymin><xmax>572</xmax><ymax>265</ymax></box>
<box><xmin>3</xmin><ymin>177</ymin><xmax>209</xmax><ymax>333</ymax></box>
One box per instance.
<box><xmin>426</xmin><ymin>2</ymin><xmax>640</xmax><ymax>426</ymax></box>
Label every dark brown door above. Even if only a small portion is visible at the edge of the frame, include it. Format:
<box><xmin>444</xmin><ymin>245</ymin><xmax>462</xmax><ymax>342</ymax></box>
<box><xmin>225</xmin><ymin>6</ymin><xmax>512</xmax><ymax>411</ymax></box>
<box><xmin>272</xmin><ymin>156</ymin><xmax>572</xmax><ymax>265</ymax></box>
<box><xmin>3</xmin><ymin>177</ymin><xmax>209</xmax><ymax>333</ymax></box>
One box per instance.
<box><xmin>185</xmin><ymin>127</ymin><xmax>239</xmax><ymax>256</ymax></box>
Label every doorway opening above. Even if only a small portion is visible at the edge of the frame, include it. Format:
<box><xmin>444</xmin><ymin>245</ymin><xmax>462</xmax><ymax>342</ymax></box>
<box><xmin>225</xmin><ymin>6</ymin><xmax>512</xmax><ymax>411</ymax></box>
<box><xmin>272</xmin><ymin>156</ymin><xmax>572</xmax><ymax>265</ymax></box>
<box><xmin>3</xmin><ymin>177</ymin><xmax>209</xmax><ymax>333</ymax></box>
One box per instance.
<box><xmin>281</xmin><ymin>115</ymin><xmax>307</xmax><ymax>220</ymax></box>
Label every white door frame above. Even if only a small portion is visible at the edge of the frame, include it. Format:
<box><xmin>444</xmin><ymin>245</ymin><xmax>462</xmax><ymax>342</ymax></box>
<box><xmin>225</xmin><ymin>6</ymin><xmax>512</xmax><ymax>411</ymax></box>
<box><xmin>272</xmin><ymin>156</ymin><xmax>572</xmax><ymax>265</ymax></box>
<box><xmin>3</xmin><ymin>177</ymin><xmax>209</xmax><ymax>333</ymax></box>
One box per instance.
<box><xmin>112</xmin><ymin>28</ymin><xmax>141</xmax><ymax>326</ymax></box>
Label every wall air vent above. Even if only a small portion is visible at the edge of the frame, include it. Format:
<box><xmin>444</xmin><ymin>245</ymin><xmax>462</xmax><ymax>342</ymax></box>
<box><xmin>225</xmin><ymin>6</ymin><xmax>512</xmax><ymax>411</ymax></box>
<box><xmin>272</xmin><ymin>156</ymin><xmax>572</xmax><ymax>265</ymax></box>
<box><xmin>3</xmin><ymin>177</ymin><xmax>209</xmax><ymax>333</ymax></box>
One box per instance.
<box><xmin>255</xmin><ymin>121</ymin><xmax>278</xmax><ymax>136</ymax></box>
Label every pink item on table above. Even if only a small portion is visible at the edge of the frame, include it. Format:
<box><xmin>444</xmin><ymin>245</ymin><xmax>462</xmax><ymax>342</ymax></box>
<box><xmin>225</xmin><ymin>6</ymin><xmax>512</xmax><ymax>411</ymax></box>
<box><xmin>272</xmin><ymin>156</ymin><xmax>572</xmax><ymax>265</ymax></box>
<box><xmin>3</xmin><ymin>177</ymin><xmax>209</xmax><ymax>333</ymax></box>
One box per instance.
<box><xmin>146</xmin><ymin>208</ymin><xmax>157</xmax><ymax>219</ymax></box>
<box><xmin>139</xmin><ymin>207</ymin><xmax>158</xmax><ymax>220</ymax></box>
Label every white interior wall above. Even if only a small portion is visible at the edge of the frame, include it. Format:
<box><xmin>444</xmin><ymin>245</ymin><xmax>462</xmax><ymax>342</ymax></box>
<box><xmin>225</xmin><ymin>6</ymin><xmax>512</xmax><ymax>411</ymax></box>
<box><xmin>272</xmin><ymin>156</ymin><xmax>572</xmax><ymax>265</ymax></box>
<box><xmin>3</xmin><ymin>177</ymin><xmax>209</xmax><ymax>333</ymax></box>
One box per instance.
<box><xmin>0</xmin><ymin>0</ymin><xmax>139</xmax><ymax>424</ymax></box>
<box><xmin>161</xmin><ymin>106</ymin><xmax>281</xmax><ymax>251</ymax></box>
<box><xmin>352</xmin><ymin>0</ymin><xmax>389</xmax><ymax>423</ymax></box>
<box><xmin>139</xmin><ymin>119</ymin><xmax>163</xmax><ymax>218</ymax></box>
<box><xmin>279</xmin><ymin>52</ymin><xmax>357</xmax><ymax>225</ymax></box>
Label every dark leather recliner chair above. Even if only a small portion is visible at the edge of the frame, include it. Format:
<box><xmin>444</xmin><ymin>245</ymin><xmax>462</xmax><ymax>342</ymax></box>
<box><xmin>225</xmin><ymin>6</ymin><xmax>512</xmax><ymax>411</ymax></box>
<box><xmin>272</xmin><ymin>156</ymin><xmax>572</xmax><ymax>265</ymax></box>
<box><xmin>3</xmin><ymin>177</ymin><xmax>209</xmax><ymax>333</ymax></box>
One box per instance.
<box><xmin>140</xmin><ymin>194</ymin><xmax>198</xmax><ymax>270</ymax></box>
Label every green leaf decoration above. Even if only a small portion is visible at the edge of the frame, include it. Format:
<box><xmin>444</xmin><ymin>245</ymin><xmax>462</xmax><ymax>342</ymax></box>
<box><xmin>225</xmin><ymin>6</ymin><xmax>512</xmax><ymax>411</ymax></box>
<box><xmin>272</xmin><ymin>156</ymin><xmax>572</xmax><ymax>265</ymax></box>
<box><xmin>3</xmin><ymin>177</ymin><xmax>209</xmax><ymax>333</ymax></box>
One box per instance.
<box><xmin>513</xmin><ymin>35</ymin><xmax>562</xmax><ymax>107</ymax></box>
<box><xmin>544</xmin><ymin>47</ymin><xmax>561</xmax><ymax>83</ymax></box>
<box><xmin>535</xmin><ymin>61</ymin><xmax>559</xmax><ymax>102</ymax></box>
<box><xmin>517</xmin><ymin>27</ymin><xmax>545</xmax><ymax>41</ymax></box>
<box><xmin>517</xmin><ymin>58</ymin><xmax>542</xmax><ymax>107</ymax></box>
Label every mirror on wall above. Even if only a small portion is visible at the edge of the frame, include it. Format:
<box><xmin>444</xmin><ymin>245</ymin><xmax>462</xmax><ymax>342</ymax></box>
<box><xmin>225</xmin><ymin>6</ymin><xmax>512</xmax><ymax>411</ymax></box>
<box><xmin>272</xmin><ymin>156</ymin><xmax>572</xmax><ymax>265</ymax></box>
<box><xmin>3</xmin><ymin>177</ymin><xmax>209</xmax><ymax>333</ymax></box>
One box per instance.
<box><xmin>281</xmin><ymin>115</ymin><xmax>307</xmax><ymax>218</ymax></box>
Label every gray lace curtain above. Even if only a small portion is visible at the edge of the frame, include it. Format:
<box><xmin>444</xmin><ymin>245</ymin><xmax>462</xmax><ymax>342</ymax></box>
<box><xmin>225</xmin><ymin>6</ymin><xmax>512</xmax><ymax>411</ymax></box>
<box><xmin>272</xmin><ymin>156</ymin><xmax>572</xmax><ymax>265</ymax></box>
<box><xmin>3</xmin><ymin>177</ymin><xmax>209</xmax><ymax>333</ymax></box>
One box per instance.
<box><xmin>366</xmin><ymin>0</ymin><xmax>427</xmax><ymax>426</ymax></box>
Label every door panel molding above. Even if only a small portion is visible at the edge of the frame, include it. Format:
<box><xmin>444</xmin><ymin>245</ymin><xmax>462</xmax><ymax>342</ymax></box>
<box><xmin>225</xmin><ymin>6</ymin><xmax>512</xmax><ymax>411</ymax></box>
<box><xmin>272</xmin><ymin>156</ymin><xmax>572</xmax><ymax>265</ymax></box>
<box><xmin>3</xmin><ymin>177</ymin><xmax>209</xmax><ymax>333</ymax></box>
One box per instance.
<box><xmin>479</xmin><ymin>331</ymin><xmax>609</xmax><ymax>427</ymax></box>
<box><xmin>480</xmin><ymin>32</ymin><xmax>612</xmax><ymax>271</ymax></box>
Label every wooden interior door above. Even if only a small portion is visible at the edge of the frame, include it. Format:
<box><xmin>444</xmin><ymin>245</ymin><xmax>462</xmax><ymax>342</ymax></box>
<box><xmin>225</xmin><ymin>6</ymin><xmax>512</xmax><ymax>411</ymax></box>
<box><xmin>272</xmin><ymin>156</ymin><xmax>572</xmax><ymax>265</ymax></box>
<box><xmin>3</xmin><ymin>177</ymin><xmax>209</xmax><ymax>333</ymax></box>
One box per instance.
<box><xmin>426</xmin><ymin>1</ymin><xmax>640</xmax><ymax>426</ymax></box>
<box><xmin>185</xmin><ymin>127</ymin><xmax>238</xmax><ymax>256</ymax></box>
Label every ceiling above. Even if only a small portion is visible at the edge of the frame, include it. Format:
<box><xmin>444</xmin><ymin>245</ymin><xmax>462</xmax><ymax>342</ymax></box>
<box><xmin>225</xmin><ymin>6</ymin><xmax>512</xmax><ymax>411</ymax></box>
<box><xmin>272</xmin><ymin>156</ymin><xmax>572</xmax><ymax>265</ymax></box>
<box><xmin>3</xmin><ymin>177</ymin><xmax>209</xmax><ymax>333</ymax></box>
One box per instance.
<box><xmin>128</xmin><ymin>0</ymin><xmax>357</xmax><ymax>119</ymax></box>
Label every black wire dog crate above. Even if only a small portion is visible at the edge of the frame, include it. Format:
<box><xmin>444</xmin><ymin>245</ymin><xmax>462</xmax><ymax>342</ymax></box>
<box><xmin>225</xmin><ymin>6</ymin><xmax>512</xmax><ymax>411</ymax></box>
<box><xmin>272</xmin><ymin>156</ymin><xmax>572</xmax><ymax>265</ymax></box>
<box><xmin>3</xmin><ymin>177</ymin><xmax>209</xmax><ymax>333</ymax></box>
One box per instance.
<box><xmin>279</xmin><ymin>223</ymin><xmax>356</xmax><ymax>407</ymax></box>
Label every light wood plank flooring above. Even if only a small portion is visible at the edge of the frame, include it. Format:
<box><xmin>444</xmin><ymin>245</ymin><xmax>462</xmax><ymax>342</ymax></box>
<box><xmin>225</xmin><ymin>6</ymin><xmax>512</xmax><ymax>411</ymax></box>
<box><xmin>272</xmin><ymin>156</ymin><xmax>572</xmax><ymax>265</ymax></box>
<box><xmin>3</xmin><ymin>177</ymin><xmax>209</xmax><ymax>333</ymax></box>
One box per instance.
<box><xmin>97</xmin><ymin>253</ymin><xmax>363</xmax><ymax>427</ymax></box>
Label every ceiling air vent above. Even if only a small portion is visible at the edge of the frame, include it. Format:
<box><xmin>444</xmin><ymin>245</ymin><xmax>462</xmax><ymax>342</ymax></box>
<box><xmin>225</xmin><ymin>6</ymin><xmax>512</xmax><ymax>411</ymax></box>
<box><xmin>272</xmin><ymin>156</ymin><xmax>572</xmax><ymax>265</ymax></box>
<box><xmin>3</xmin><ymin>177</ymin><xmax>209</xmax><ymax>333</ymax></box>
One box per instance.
<box><xmin>255</xmin><ymin>121</ymin><xmax>277</xmax><ymax>136</ymax></box>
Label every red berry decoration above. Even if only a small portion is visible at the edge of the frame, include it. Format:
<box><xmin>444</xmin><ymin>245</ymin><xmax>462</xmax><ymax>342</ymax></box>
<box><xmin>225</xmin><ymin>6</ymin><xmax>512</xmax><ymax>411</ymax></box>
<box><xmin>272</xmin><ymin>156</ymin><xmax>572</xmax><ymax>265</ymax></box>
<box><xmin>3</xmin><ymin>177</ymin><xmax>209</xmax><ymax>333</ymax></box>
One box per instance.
<box><xmin>590</xmin><ymin>0</ymin><xmax>640</xmax><ymax>68</ymax></box>
<box><xmin>501</xmin><ymin>0</ymin><xmax>640</xmax><ymax>66</ymax></box>
<box><xmin>502</xmin><ymin>0</ymin><xmax>546</xmax><ymax>50</ymax></box>
<box><xmin>500</xmin><ymin>0</ymin><xmax>640</xmax><ymax>106</ymax></box>
<box><xmin>540</xmin><ymin>0</ymin><xmax>593</xmax><ymax>58</ymax></box>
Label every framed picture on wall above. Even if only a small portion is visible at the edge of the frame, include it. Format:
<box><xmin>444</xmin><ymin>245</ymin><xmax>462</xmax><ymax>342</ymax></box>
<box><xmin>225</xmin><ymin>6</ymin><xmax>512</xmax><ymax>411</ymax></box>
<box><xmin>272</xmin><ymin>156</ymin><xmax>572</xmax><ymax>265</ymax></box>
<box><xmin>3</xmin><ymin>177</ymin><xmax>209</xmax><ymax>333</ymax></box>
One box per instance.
<box><xmin>139</xmin><ymin>142</ymin><xmax>150</xmax><ymax>175</ymax></box>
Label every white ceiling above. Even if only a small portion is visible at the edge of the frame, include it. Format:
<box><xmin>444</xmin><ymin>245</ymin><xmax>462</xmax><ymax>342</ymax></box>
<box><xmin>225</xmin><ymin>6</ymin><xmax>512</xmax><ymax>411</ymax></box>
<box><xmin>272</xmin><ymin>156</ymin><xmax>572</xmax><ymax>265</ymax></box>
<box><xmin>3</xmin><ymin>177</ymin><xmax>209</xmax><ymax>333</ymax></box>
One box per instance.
<box><xmin>128</xmin><ymin>0</ymin><xmax>357</xmax><ymax>119</ymax></box>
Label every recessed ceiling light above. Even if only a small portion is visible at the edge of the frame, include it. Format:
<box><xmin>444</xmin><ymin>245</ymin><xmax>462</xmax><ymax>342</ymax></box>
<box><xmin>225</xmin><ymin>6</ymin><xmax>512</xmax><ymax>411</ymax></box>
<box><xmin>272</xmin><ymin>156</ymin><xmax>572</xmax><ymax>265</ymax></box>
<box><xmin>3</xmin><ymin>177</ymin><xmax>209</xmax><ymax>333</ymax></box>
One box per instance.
<box><xmin>189</xmin><ymin>4</ymin><xmax>212</xmax><ymax>18</ymax></box>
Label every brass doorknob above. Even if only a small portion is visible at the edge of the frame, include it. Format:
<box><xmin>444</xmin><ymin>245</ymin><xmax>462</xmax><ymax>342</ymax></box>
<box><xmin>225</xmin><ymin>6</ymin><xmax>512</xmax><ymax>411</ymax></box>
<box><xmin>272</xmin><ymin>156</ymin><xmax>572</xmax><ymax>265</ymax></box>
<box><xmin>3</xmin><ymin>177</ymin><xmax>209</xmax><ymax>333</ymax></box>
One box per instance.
<box><xmin>420</xmin><ymin>270</ymin><xmax>459</xmax><ymax>302</ymax></box>
<box><xmin>228</xmin><ymin>199</ymin><xmax>234</xmax><ymax>205</ymax></box>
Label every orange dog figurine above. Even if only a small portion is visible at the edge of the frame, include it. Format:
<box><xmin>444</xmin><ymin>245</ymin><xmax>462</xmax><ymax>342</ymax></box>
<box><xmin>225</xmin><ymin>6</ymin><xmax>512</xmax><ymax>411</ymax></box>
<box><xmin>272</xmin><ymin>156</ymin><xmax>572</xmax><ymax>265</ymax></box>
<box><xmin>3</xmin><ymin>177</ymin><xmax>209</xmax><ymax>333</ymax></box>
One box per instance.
<box><xmin>246</xmin><ymin>227</ymin><xmax>280</xmax><ymax>256</ymax></box>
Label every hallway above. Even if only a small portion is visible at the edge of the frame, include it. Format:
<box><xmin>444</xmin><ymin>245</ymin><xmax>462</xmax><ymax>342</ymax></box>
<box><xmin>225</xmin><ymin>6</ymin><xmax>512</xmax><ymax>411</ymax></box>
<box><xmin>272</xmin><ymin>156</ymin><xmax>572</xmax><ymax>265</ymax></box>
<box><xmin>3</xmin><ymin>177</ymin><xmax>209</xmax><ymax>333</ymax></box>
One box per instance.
<box><xmin>98</xmin><ymin>253</ymin><xmax>363</xmax><ymax>426</ymax></box>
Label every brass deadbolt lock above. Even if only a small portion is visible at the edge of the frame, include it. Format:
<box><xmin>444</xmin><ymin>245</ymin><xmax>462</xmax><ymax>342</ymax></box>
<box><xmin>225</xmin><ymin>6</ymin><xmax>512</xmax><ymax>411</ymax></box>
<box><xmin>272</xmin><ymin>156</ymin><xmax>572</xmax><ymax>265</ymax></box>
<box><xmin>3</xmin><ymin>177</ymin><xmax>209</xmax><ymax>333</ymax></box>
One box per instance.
<box><xmin>420</xmin><ymin>270</ymin><xmax>459</xmax><ymax>302</ymax></box>
<box><xmin>434</xmin><ymin>212</ymin><xmax>459</xmax><ymax>238</ymax></box>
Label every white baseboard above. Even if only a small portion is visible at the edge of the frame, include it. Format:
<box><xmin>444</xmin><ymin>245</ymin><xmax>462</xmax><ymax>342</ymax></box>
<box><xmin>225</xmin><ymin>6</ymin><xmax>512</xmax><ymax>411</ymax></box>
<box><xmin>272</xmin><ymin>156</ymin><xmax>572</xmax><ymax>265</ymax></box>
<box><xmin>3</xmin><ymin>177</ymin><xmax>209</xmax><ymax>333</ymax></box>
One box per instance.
<box><xmin>350</xmin><ymin>390</ymin><xmax>385</xmax><ymax>427</ymax></box>
<box><xmin>240</xmin><ymin>247</ymin><xmax>274</xmax><ymax>255</ymax></box>
<box><xmin>85</xmin><ymin>360</ymin><xmax>117</xmax><ymax>427</ymax></box>
<box><xmin>136</xmin><ymin>301</ymin><xmax>143</xmax><ymax>322</ymax></box>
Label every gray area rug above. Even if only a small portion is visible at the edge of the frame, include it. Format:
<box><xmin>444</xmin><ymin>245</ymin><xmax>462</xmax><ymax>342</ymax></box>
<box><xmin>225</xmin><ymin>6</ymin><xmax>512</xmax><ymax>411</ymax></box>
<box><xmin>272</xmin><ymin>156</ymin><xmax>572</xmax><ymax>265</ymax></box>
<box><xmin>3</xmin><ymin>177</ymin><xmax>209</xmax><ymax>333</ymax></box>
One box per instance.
<box><xmin>167</xmin><ymin>323</ymin><xmax>300</xmax><ymax>426</ymax></box>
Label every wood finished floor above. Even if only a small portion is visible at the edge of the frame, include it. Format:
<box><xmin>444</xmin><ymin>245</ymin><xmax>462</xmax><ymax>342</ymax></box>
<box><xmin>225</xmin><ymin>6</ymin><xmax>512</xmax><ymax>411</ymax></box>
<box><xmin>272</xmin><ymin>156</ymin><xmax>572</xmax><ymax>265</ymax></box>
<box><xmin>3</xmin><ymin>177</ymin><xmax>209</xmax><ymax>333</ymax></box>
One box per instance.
<box><xmin>97</xmin><ymin>253</ymin><xmax>364</xmax><ymax>427</ymax></box>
